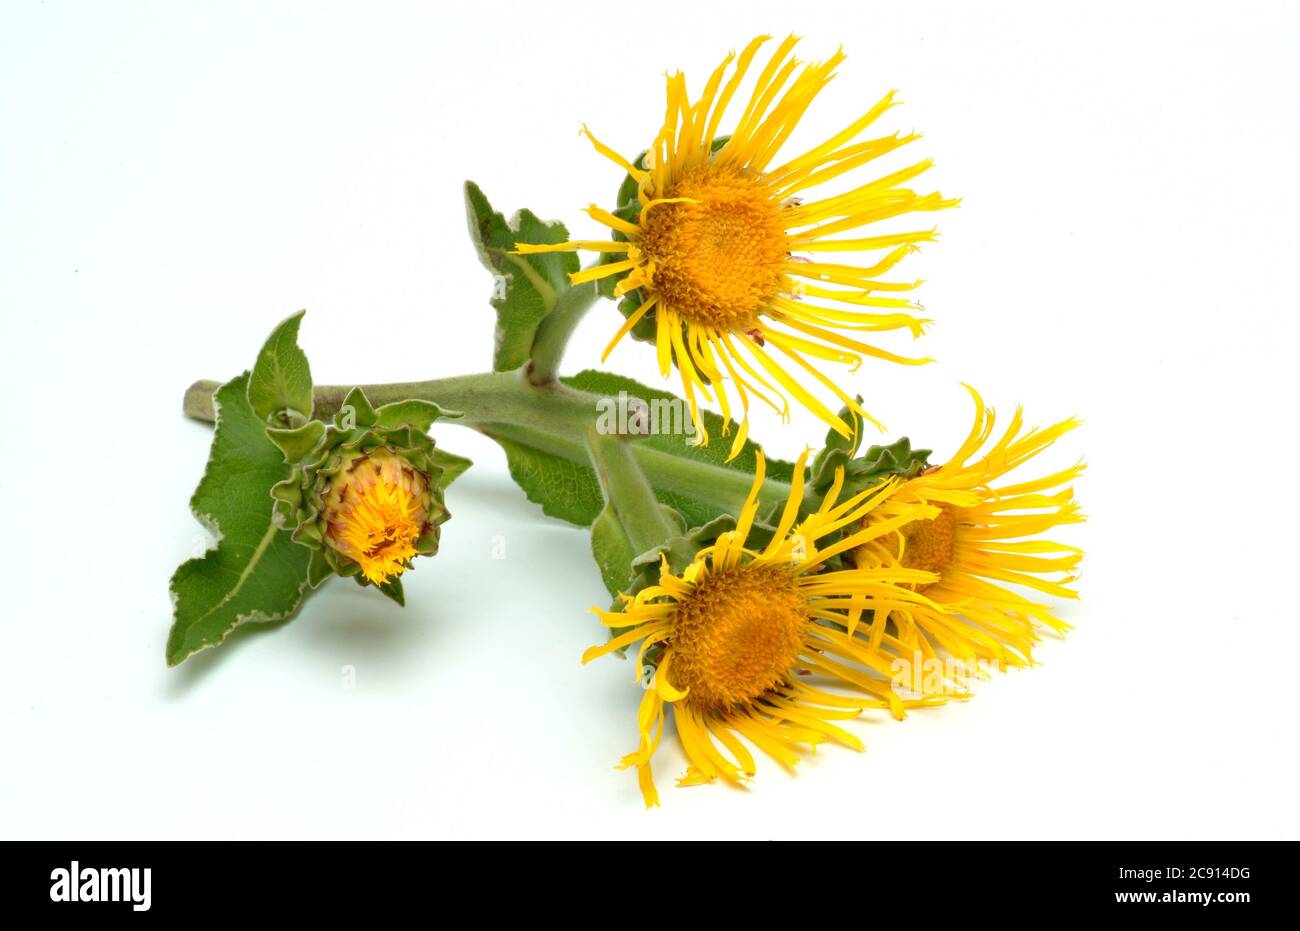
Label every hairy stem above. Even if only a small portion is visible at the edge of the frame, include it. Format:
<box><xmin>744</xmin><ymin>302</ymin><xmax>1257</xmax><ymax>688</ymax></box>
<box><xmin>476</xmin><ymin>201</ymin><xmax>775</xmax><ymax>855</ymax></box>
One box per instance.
<box><xmin>526</xmin><ymin>280</ymin><xmax>600</xmax><ymax>385</ymax></box>
<box><xmin>586</xmin><ymin>430</ymin><xmax>685</xmax><ymax>558</ymax></box>
<box><xmin>182</xmin><ymin>368</ymin><xmax>792</xmax><ymax>519</ymax></box>
<box><xmin>186</xmin><ymin>370</ymin><xmax>595</xmax><ymax>434</ymax></box>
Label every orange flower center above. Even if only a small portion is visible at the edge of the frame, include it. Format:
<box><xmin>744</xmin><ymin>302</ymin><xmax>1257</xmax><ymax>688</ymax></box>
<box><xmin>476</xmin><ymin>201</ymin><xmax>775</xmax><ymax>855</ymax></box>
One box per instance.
<box><xmin>670</xmin><ymin>564</ymin><xmax>807</xmax><ymax>712</ymax></box>
<box><xmin>639</xmin><ymin>165</ymin><xmax>789</xmax><ymax>328</ymax></box>
<box><xmin>897</xmin><ymin>504</ymin><xmax>958</xmax><ymax>590</ymax></box>
<box><xmin>323</xmin><ymin>451</ymin><xmax>429</xmax><ymax>585</ymax></box>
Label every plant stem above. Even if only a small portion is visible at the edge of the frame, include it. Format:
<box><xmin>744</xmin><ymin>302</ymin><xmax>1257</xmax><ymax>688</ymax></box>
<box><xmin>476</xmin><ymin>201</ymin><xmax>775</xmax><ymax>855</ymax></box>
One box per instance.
<box><xmin>186</xmin><ymin>370</ymin><xmax>595</xmax><ymax>434</ymax></box>
<box><xmin>586</xmin><ymin>431</ymin><xmax>683</xmax><ymax>557</ymax></box>
<box><xmin>526</xmin><ymin>280</ymin><xmax>600</xmax><ymax>385</ymax></box>
<box><xmin>182</xmin><ymin>367</ymin><xmax>792</xmax><ymax>519</ymax></box>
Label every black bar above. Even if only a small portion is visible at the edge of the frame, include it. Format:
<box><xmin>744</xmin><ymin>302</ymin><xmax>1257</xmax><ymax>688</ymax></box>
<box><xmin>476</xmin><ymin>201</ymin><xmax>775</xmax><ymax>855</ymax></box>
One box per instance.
<box><xmin>0</xmin><ymin>840</ymin><xmax>1290</xmax><ymax>917</ymax></box>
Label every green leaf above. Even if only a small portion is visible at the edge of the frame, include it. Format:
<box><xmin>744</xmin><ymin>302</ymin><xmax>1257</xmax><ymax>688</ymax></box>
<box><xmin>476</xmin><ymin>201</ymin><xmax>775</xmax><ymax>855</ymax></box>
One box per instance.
<box><xmin>247</xmin><ymin>311</ymin><xmax>314</xmax><ymax>426</ymax></box>
<box><xmin>487</xmin><ymin>369</ymin><xmax>795</xmax><ymax>528</ymax></box>
<box><xmin>492</xmin><ymin>428</ymin><xmax>604</xmax><ymax>525</ymax></box>
<box><xmin>168</xmin><ymin>373</ymin><xmax>314</xmax><ymax>666</ymax></box>
<box><xmin>464</xmin><ymin>181</ymin><xmax>579</xmax><ymax>371</ymax></box>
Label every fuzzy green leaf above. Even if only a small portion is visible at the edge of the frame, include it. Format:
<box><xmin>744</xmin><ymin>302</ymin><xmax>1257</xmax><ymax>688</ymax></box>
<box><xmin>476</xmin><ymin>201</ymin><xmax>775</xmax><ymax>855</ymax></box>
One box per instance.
<box><xmin>464</xmin><ymin>181</ymin><xmax>579</xmax><ymax>371</ymax></box>
<box><xmin>168</xmin><ymin>373</ymin><xmax>314</xmax><ymax>666</ymax></box>
<box><xmin>248</xmin><ymin>311</ymin><xmax>314</xmax><ymax>426</ymax></box>
<box><xmin>492</xmin><ymin>427</ymin><xmax>604</xmax><ymax>525</ymax></box>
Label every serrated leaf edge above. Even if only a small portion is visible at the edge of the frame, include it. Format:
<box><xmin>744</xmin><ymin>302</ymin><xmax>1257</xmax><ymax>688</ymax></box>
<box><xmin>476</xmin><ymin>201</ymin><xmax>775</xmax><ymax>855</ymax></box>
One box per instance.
<box><xmin>167</xmin><ymin>376</ymin><xmax>312</xmax><ymax>666</ymax></box>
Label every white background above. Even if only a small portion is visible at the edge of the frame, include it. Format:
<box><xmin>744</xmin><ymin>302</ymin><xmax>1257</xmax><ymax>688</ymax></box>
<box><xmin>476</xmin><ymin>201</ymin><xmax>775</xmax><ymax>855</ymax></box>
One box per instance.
<box><xmin>2</xmin><ymin>1</ymin><xmax>1297</xmax><ymax>840</ymax></box>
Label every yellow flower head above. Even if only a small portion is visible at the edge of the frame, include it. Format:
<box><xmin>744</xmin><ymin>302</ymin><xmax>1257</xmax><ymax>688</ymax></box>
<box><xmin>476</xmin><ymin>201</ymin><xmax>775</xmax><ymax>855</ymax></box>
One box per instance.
<box><xmin>322</xmin><ymin>450</ymin><xmax>432</xmax><ymax>586</ymax></box>
<box><xmin>519</xmin><ymin>35</ymin><xmax>956</xmax><ymax>459</ymax></box>
<box><xmin>854</xmin><ymin>387</ymin><xmax>1084</xmax><ymax>667</ymax></box>
<box><xmin>584</xmin><ymin>449</ymin><xmax>950</xmax><ymax>808</ymax></box>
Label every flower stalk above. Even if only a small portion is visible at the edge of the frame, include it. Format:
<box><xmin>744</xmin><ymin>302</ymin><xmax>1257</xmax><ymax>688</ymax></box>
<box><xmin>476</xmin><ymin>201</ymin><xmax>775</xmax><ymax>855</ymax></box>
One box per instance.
<box><xmin>526</xmin><ymin>279</ymin><xmax>600</xmax><ymax>385</ymax></box>
<box><xmin>183</xmin><ymin>366</ymin><xmax>793</xmax><ymax>519</ymax></box>
<box><xmin>586</xmin><ymin>429</ymin><xmax>696</xmax><ymax>568</ymax></box>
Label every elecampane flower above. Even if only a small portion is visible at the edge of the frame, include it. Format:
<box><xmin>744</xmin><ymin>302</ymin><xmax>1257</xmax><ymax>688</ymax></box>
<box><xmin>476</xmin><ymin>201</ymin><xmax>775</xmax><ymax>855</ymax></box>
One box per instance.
<box><xmin>519</xmin><ymin>35</ymin><xmax>956</xmax><ymax>459</ymax></box>
<box><xmin>584</xmin><ymin>449</ymin><xmax>952</xmax><ymax>807</ymax></box>
<box><xmin>853</xmin><ymin>387</ymin><xmax>1084</xmax><ymax>667</ymax></box>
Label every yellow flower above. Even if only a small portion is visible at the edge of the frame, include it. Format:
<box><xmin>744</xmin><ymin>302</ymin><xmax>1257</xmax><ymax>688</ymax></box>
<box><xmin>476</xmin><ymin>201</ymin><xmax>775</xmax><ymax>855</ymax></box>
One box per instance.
<box><xmin>584</xmin><ymin>449</ymin><xmax>950</xmax><ymax>807</ymax></box>
<box><xmin>322</xmin><ymin>451</ymin><xmax>431</xmax><ymax>586</ymax></box>
<box><xmin>853</xmin><ymin>387</ymin><xmax>1084</xmax><ymax>668</ymax></box>
<box><xmin>519</xmin><ymin>35</ymin><xmax>956</xmax><ymax>459</ymax></box>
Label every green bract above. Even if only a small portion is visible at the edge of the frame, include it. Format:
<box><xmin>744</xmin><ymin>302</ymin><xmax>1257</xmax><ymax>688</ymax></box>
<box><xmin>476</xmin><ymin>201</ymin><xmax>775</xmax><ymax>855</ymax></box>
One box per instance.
<box><xmin>269</xmin><ymin>386</ymin><xmax>454</xmax><ymax>606</ymax></box>
<box><xmin>808</xmin><ymin>399</ymin><xmax>932</xmax><ymax>499</ymax></box>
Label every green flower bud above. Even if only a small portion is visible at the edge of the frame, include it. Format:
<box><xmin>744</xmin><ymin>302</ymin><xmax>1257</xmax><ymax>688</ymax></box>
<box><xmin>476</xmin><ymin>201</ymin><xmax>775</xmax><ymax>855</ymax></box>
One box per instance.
<box><xmin>271</xmin><ymin>388</ymin><xmax>449</xmax><ymax>598</ymax></box>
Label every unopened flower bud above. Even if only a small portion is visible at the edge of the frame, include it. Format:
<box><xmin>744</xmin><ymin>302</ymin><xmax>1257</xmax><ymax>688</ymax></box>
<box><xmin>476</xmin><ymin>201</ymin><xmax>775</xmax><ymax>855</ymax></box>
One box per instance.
<box><xmin>272</xmin><ymin>391</ymin><xmax>450</xmax><ymax>595</ymax></box>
